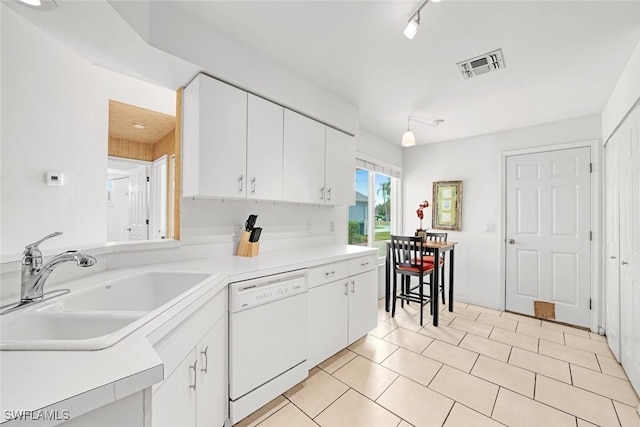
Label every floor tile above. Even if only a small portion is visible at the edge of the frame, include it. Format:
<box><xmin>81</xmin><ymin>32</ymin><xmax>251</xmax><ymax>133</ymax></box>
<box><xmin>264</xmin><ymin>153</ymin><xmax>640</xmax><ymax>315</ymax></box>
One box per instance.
<box><xmin>516</xmin><ymin>322</ymin><xmax>565</xmax><ymax>344</ymax></box>
<box><xmin>418</xmin><ymin>323</ymin><xmax>466</xmax><ymax>346</ymax></box>
<box><xmin>508</xmin><ymin>347</ymin><xmax>572</xmax><ymax>383</ymax></box>
<box><xmin>348</xmin><ymin>335</ymin><xmax>399</xmax><ymax>364</ymax></box>
<box><xmin>318</xmin><ymin>348</ymin><xmax>357</xmax><ymax>374</ymax></box>
<box><xmin>234</xmin><ymin>395</ymin><xmax>288</xmax><ymax>427</ymax></box>
<box><xmin>421</xmin><ymin>340</ymin><xmax>479</xmax><ymax>373</ymax></box>
<box><xmin>471</xmin><ymin>355</ymin><xmax>535</xmax><ymax>398</ymax></box>
<box><xmin>541</xmin><ymin>320</ymin><xmax>590</xmax><ymax>338</ymax></box>
<box><xmin>384</xmin><ymin>308</ymin><xmax>426</xmax><ymax>332</ymax></box>
<box><xmin>429</xmin><ymin>365</ymin><xmax>499</xmax><ymax>416</ymax></box>
<box><xmin>501</xmin><ymin>311</ymin><xmax>541</xmax><ymax>326</ymax></box>
<box><xmin>565</xmin><ymin>333</ymin><xmax>615</xmax><ymax>358</ymax></box>
<box><xmin>383</xmin><ymin>327</ymin><xmax>434</xmax><ymax>354</ymax></box>
<box><xmin>489</xmin><ymin>326</ymin><xmax>538</xmax><ymax>352</ymax></box>
<box><xmin>449</xmin><ymin>317</ymin><xmax>493</xmax><ymax>338</ymax></box>
<box><xmin>315</xmin><ymin>389</ymin><xmax>401</xmax><ymax>427</ymax></box>
<box><xmin>571</xmin><ymin>364</ymin><xmax>640</xmax><ymax>406</ymax></box>
<box><xmin>538</xmin><ymin>339</ymin><xmax>600</xmax><ymax>371</ymax></box>
<box><xmin>590</xmin><ymin>332</ymin><xmax>608</xmax><ymax>342</ymax></box>
<box><xmin>333</xmin><ymin>356</ymin><xmax>398</xmax><ymax>400</ymax></box>
<box><xmin>284</xmin><ymin>368</ymin><xmax>349</xmax><ymax>418</ymax></box>
<box><xmin>465</xmin><ymin>304</ymin><xmax>503</xmax><ymax>317</ymax></box>
<box><xmin>452</xmin><ymin>301</ymin><xmax>469</xmax><ymax>311</ymax></box>
<box><xmin>377</xmin><ymin>376</ymin><xmax>454</xmax><ymax>427</ymax></box>
<box><xmin>257</xmin><ymin>403</ymin><xmax>317</xmax><ymax>427</ymax></box>
<box><xmin>476</xmin><ymin>312</ymin><xmax>518</xmax><ymax>331</ymax></box>
<box><xmin>613</xmin><ymin>401</ymin><xmax>640</xmax><ymax>427</ymax></box>
<box><xmin>535</xmin><ymin>374</ymin><xmax>620</xmax><ymax>427</ymax></box>
<box><xmin>443</xmin><ymin>403</ymin><xmax>503</xmax><ymax>427</ymax></box>
<box><xmin>398</xmin><ymin>422</ymin><xmax>413</xmax><ymax>427</ymax></box>
<box><xmin>381</xmin><ymin>347</ymin><xmax>442</xmax><ymax>387</ymax></box>
<box><xmin>597</xmin><ymin>354</ymin><xmax>628</xmax><ymax>380</ymax></box>
<box><xmin>577</xmin><ymin>419</ymin><xmax>599</xmax><ymax>427</ymax></box>
<box><xmin>436</xmin><ymin>310</ymin><xmax>458</xmax><ymax>325</ymax></box>
<box><xmin>449</xmin><ymin>307</ymin><xmax>482</xmax><ymax>321</ymax></box>
<box><xmin>459</xmin><ymin>333</ymin><xmax>511</xmax><ymax>362</ymax></box>
<box><xmin>492</xmin><ymin>387</ymin><xmax>576</xmax><ymax>427</ymax></box>
<box><xmin>369</xmin><ymin>320</ymin><xmax>398</xmax><ymax>339</ymax></box>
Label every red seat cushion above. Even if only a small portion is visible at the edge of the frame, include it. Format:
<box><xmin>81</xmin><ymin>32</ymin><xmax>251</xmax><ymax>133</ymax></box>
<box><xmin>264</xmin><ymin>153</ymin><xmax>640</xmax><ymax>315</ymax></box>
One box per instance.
<box><xmin>397</xmin><ymin>262</ymin><xmax>435</xmax><ymax>273</ymax></box>
<box><xmin>421</xmin><ymin>255</ymin><xmax>445</xmax><ymax>265</ymax></box>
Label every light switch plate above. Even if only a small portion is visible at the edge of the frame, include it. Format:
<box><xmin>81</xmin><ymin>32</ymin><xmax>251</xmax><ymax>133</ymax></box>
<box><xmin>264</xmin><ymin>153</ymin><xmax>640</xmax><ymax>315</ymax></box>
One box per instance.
<box><xmin>484</xmin><ymin>223</ymin><xmax>496</xmax><ymax>233</ymax></box>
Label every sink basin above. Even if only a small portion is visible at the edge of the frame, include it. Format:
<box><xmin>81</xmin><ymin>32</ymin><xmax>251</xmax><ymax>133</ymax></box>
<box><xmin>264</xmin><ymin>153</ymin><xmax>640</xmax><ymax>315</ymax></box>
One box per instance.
<box><xmin>58</xmin><ymin>271</ymin><xmax>212</xmax><ymax>312</ymax></box>
<box><xmin>0</xmin><ymin>270</ymin><xmax>219</xmax><ymax>350</ymax></box>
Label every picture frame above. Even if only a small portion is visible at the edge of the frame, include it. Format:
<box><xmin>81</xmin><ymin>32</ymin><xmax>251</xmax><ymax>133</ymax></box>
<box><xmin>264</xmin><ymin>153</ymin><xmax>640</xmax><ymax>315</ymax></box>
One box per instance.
<box><xmin>432</xmin><ymin>180</ymin><xmax>463</xmax><ymax>231</ymax></box>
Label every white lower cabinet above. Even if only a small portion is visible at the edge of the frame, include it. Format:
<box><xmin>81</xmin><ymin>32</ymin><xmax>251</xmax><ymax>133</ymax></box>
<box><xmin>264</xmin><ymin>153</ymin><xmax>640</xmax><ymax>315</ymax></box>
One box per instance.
<box><xmin>307</xmin><ymin>255</ymin><xmax>378</xmax><ymax>368</ymax></box>
<box><xmin>152</xmin><ymin>289</ymin><xmax>227</xmax><ymax>427</ymax></box>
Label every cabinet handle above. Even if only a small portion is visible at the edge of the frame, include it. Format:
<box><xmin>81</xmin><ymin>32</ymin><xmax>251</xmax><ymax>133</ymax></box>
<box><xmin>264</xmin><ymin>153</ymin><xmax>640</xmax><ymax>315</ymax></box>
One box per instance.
<box><xmin>610</xmin><ymin>256</ymin><xmax>617</xmax><ymax>259</ymax></box>
<box><xmin>344</xmin><ymin>282</ymin><xmax>348</xmax><ymax>296</ymax></box>
<box><xmin>350</xmin><ymin>280</ymin><xmax>355</xmax><ymax>293</ymax></box>
<box><xmin>238</xmin><ymin>175</ymin><xmax>244</xmax><ymax>192</ymax></box>
<box><xmin>201</xmin><ymin>346</ymin><xmax>209</xmax><ymax>374</ymax></box>
<box><xmin>325</xmin><ymin>271</ymin><xmax>335</xmax><ymax>278</ymax></box>
<box><xmin>190</xmin><ymin>359</ymin><xmax>198</xmax><ymax>390</ymax></box>
<box><xmin>361</xmin><ymin>262</ymin><xmax>369</xmax><ymax>267</ymax></box>
<box><xmin>320</xmin><ymin>187</ymin><xmax>325</xmax><ymax>200</ymax></box>
<box><xmin>251</xmin><ymin>177</ymin><xmax>256</xmax><ymax>194</ymax></box>
<box><xmin>621</xmin><ymin>261</ymin><xmax>629</xmax><ymax>265</ymax></box>
<box><xmin>327</xmin><ymin>188</ymin><xmax>332</xmax><ymax>201</ymax></box>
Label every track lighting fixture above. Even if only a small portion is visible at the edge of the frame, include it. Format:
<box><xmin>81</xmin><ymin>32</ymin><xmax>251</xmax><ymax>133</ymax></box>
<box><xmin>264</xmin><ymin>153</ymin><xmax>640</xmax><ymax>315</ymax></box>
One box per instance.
<box><xmin>401</xmin><ymin>116</ymin><xmax>444</xmax><ymax>147</ymax></box>
<box><xmin>403</xmin><ymin>0</ymin><xmax>441</xmax><ymax>40</ymax></box>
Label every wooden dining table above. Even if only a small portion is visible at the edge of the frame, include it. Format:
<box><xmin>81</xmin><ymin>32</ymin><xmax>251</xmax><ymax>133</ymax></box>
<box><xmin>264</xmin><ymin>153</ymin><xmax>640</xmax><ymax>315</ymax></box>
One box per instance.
<box><xmin>385</xmin><ymin>240</ymin><xmax>458</xmax><ymax>327</ymax></box>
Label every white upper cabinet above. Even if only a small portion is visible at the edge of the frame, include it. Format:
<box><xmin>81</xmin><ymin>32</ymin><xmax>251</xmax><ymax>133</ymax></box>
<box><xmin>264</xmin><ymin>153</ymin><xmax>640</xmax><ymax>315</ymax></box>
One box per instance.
<box><xmin>247</xmin><ymin>95</ymin><xmax>284</xmax><ymax>201</ymax></box>
<box><xmin>325</xmin><ymin>127</ymin><xmax>355</xmax><ymax>206</ymax></box>
<box><xmin>182</xmin><ymin>74</ymin><xmax>248</xmax><ymax>199</ymax></box>
<box><xmin>283</xmin><ymin>110</ymin><xmax>326</xmax><ymax>204</ymax></box>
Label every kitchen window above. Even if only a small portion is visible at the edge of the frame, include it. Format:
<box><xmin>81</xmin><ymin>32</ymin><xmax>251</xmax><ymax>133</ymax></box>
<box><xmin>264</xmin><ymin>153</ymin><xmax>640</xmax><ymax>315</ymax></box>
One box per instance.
<box><xmin>348</xmin><ymin>160</ymin><xmax>401</xmax><ymax>258</ymax></box>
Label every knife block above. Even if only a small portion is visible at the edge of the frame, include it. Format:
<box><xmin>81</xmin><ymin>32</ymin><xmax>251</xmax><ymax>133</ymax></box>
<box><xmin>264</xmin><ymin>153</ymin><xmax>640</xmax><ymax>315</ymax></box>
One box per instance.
<box><xmin>236</xmin><ymin>231</ymin><xmax>260</xmax><ymax>257</ymax></box>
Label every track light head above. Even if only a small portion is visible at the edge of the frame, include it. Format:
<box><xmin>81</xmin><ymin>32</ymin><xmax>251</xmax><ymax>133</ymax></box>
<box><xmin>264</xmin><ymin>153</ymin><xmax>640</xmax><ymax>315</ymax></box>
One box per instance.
<box><xmin>403</xmin><ymin>16</ymin><xmax>420</xmax><ymax>40</ymax></box>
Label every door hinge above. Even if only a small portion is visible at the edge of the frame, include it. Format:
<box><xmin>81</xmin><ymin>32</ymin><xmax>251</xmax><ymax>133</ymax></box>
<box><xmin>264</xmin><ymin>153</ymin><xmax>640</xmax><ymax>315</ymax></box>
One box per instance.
<box><xmin>146</xmin><ymin>219</ymin><xmax>149</xmax><ymax>225</ymax></box>
<box><xmin>589</xmin><ymin>298</ymin><xmax>592</xmax><ymax>310</ymax></box>
<box><xmin>589</xmin><ymin>163</ymin><xmax>593</xmax><ymax>173</ymax></box>
<box><xmin>590</xmin><ymin>231</ymin><xmax>593</xmax><ymax>241</ymax></box>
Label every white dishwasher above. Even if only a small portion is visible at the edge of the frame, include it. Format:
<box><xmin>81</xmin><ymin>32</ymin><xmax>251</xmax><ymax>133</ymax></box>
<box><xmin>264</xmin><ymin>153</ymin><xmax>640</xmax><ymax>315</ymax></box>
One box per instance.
<box><xmin>228</xmin><ymin>269</ymin><xmax>308</xmax><ymax>424</ymax></box>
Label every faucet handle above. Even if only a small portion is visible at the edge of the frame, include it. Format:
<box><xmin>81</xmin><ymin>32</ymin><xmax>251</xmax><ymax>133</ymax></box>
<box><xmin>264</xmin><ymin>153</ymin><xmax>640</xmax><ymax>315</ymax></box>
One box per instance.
<box><xmin>24</xmin><ymin>232</ymin><xmax>63</xmax><ymax>256</ymax></box>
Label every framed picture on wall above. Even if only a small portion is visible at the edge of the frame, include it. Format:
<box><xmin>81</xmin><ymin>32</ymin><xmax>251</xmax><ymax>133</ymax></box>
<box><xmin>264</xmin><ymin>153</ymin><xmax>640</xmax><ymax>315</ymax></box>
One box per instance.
<box><xmin>432</xmin><ymin>180</ymin><xmax>463</xmax><ymax>231</ymax></box>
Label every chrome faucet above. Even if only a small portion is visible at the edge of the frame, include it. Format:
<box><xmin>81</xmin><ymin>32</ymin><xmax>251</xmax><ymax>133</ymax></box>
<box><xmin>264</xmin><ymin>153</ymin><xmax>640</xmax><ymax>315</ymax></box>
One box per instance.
<box><xmin>20</xmin><ymin>232</ymin><xmax>97</xmax><ymax>305</ymax></box>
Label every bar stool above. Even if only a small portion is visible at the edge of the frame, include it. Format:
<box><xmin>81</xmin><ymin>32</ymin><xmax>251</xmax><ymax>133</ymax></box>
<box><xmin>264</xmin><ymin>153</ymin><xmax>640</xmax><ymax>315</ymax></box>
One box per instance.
<box><xmin>424</xmin><ymin>232</ymin><xmax>447</xmax><ymax>304</ymax></box>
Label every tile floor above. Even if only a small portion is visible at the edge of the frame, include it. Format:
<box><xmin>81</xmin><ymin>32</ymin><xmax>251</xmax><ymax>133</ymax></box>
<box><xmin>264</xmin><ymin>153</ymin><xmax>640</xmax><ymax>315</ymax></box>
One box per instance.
<box><xmin>235</xmin><ymin>299</ymin><xmax>640</xmax><ymax>427</ymax></box>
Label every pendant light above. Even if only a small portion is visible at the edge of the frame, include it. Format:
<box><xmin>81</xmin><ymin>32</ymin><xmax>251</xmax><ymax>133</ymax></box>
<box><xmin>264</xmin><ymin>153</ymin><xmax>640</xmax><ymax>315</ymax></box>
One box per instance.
<box><xmin>401</xmin><ymin>116</ymin><xmax>444</xmax><ymax>147</ymax></box>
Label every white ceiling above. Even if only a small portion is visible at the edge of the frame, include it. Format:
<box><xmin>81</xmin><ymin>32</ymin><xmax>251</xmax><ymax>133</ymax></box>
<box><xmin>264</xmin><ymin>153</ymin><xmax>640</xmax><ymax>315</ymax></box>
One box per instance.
<box><xmin>6</xmin><ymin>0</ymin><xmax>640</xmax><ymax>146</ymax></box>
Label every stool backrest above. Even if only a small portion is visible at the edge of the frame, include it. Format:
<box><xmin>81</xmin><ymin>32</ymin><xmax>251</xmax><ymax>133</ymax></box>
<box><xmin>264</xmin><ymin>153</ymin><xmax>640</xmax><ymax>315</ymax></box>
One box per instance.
<box><xmin>390</xmin><ymin>235</ymin><xmax>426</xmax><ymax>269</ymax></box>
<box><xmin>426</xmin><ymin>232</ymin><xmax>447</xmax><ymax>243</ymax></box>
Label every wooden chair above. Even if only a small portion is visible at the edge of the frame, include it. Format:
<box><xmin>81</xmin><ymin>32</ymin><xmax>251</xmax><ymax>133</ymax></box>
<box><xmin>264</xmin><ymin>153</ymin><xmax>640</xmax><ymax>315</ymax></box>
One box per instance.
<box><xmin>390</xmin><ymin>235</ymin><xmax>435</xmax><ymax>326</ymax></box>
<box><xmin>424</xmin><ymin>232</ymin><xmax>448</xmax><ymax>304</ymax></box>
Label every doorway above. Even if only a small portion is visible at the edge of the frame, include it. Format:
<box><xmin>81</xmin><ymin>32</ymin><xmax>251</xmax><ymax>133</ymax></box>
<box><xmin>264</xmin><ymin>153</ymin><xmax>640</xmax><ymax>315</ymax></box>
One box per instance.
<box><xmin>504</xmin><ymin>146</ymin><xmax>592</xmax><ymax>327</ymax></box>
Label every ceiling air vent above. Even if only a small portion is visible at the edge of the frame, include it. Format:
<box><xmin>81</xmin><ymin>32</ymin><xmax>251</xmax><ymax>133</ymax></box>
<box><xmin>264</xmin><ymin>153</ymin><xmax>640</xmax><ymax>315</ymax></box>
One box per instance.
<box><xmin>456</xmin><ymin>49</ymin><xmax>505</xmax><ymax>80</ymax></box>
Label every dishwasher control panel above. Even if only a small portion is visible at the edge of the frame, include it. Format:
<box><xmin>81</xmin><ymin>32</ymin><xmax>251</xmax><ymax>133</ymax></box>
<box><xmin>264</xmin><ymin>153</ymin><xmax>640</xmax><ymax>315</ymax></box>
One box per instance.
<box><xmin>230</xmin><ymin>270</ymin><xmax>308</xmax><ymax>312</ymax></box>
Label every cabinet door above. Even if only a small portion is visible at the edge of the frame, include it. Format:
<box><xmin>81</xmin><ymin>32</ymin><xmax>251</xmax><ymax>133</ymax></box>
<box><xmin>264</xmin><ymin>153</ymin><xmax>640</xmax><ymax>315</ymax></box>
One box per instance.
<box><xmin>283</xmin><ymin>110</ymin><xmax>326</xmax><ymax>204</ymax></box>
<box><xmin>325</xmin><ymin>127</ymin><xmax>355</xmax><ymax>206</ymax></box>
<box><xmin>196</xmin><ymin>318</ymin><xmax>227</xmax><ymax>427</ymax></box>
<box><xmin>247</xmin><ymin>95</ymin><xmax>284</xmax><ymax>201</ymax></box>
<box><xmin>308</xmin><ymin>280</ymin><xmax>349</xmax><ymax>368</ymax></box>
<box><xmin>348</xmin><ymin>270</ymin><xmax>378</xmax><ymax>345</ymax></box>
<box><xmin>152</xmin><ymin>350</ymin><xmax>196</xmax><ymax>427</ymax></box>
<box><xmin>183</xmin><ymin>74</ymin><xmax>248</xmax><ymax>198</ymax></box>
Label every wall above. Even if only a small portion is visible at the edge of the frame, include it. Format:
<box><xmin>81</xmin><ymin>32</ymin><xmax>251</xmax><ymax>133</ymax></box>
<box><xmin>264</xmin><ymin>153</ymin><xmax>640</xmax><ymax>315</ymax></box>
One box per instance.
<box><xmin>402</xmin><ymin>114</ymin><xmax>602</xmax><ymax>309</ymax></box>
<box><xmin>356</xmin><ymin>128</ymin><xmax>403</xmax><ymax>170</ymax></box>
<box><xmin>0</xmin><ymin>6</ymin><xmax>175</xmax><ymax>257</ymax></box>
<box><xmin>603</xmin><ymin>39</ymin><xmax>640</xmax><ymax>142</ymax></box>
<box><xmin>108</xmin><ymin>137</ymin><xmax>154</xmax><ymax>161</ymax></box>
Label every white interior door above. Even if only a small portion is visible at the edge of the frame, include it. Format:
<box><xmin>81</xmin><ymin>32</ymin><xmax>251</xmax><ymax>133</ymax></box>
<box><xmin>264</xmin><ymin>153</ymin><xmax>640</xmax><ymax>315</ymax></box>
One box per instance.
<box><xmin>149</xmin><ymin>155</ymin><xmax>168</xmax><ymax>240</ymax></box>
<box><xmin>605</xmin><ymin>135</ymin><xmax>621</xmax><ymax>360</ymax></box>
<box><xmin>619</xmin><ymin>106</ymin><xmax>640</xmax><ymax>395</ymax></box>
<box><xmin>505</xmin><ymin>147</ymin><xmax>591</xmax><ymax>327</ymax></box>
<box><xmin>129</xmin><ymin>165</ymin><xmax>149</xmax><ymax>241</ymax></box>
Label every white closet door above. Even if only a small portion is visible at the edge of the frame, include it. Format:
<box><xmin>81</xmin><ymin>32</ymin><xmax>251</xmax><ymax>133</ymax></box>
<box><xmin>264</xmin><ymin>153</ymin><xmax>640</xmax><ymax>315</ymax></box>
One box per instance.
<box><xmin>605</xmin><ymin>134</ymin><xmax>621</xmax><ymax>360</ymax></box>
<box><xmin>619</xmin><ymin>106</ymin><xmax>640</xmax><ymax>395</ymax></box>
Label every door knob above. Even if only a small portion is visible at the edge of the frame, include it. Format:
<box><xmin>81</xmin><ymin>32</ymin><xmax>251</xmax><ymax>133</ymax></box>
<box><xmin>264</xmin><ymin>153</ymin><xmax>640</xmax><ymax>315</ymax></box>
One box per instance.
<box><xmin>508</xmin><ymin>239</ymin><xmax>515</xmax><ymax>244</ymax></box>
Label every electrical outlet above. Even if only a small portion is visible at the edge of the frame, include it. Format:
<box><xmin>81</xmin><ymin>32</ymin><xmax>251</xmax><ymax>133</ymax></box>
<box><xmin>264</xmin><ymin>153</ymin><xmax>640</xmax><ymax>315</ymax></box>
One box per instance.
<box><xmin>307</xmin><ymin>220</ymin><xmax>312</xmax><ymax>233</ymax></box>
<box><xmin>330</xmin><ymin>221</ymin><xmax>335</xmax><ymax>232</ymax></box>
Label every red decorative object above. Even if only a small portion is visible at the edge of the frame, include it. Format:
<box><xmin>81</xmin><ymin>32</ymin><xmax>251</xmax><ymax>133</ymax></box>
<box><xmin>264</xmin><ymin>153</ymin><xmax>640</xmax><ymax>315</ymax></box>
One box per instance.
<box><xmin>416</xmin><ymin>200</ymin><xmax>430</xmax><ymax>231</ymax></box>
